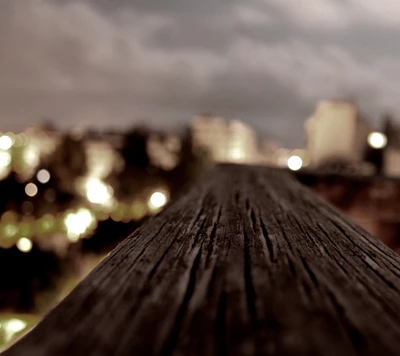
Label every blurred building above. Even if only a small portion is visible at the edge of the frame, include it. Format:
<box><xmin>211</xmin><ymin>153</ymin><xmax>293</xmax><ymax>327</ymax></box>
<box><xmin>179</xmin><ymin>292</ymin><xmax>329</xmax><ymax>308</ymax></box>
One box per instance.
<box><xmin>382</xmin><ymin>117</ymin><xmax>400</xmax><ymax>178</ymax></box>
<box><xmin>305</xmin><ymin>101</ymin><xmax>372</xmax><ymax>168</ymax></box>
<box><xmin>257</xmin><ymin>140</ymin><xmax>281</xmax><ymax>166</ymax></box>
<box><xmin>84</xmin><ymin>138</ymin><xmax>124</xmax><ymax>180</ymax></box>
<box><xmin>19</xmin><ymin>126</ymin><xmax>61</xmax><ymax>180</ymax></box>
<box><xmin>191</xmin><ymin>114</ymin><xmax>258</xmax><ymax>163</ymax></box>
<box><xmin>147</xmin><ymin>132</ymin><xmax>181</xmax><ymax>171</ymax></box>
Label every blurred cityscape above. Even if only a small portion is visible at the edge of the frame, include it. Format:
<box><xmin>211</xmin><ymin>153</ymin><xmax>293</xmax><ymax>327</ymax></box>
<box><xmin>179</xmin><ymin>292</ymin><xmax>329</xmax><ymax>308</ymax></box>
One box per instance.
<box><xmin>1</xmin><ymin>100</ymin><xmax>400</xmax><ymax>348</ymax></box>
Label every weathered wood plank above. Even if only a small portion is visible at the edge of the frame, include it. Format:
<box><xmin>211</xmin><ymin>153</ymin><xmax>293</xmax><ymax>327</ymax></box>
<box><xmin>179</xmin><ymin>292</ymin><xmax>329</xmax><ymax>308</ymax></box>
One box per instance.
<box><xmin>4</xmin><ymin>164</ymin><xmax>400</xmax><ymax>355</ymax></box>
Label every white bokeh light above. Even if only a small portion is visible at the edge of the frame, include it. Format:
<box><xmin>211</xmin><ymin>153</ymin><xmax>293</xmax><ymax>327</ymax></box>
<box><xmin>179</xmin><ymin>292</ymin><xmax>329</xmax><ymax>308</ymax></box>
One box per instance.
<box><xmin>2</xmin><ymin>318</ymin><xmax>27</xmax><ymax>342</ymax></box>
<box><xmin>25</xmin><ymin>183</ymin><xmax>38</xmax><ymax>197</ymax></box>
<box><xmin>17</xmin><ymin>237</ymin><xmax>33</xmax><ymax>253</ymax></box>
<box><xmin>149</xmin><ymin>191</ymin><xmax>167</xmax><ymax>210</ymax></box>
<box><xmin>0</xmin><ymin>135</ymin><xmax>13</xmax><ymax>150</ymax></box>
<box><xmin>368</xmin><ymin>132</ymin><xmax>387</xmax><ymax>149</ymax></box>
<box><xmin>37</xmin><ymin>169</ymin><xmax>51</xmax><ymax>184</ymax></box>
<box><xmin>64</xmin><ymin>208</ymin><xmax>95</xmax><ymax>242</ymax></box>
<box><xmin>85</xmin><ymin>178</ymin><xmax>113</xmax><ymax>205</ymax></box>
<box><xmin>0</xmin><ymin>151</ymin><xmax>11</xmax><ymax>167</ymax></box>
<box><xmin>287</xmin><ymin>155</ymin><xmax>303</xmax><ymax>171</ymax></box>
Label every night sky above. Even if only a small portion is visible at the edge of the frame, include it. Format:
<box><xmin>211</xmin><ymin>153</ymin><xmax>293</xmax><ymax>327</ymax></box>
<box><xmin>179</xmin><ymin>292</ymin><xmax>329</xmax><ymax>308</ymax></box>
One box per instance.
<box><xmin>1</xmin><ymin>0</ymin><xmax>400</xmax><ymax>147</ymax></box>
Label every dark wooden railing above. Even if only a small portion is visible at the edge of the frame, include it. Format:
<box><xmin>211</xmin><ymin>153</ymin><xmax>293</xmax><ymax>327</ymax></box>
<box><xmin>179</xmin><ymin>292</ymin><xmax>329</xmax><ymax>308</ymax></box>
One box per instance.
<box><xmin>4</xmin><ymin>165</ymin><xmax>400</xmax><ymax>355</ymax></box>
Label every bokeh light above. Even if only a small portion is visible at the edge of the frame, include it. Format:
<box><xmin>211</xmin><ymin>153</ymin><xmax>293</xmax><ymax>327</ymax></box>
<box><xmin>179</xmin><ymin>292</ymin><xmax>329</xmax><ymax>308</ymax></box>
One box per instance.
<box><xmin>0</xmin><ymin>135</ymin><xmax>13</xmax><ymax>150</ymax></box>
<box><xmin>1</xmin><ymin>318</ymin><xmax>27</xmax><ymax>343</ymax></box>
<box><xmin>17</xmin><ymin>238</ymin><xmax>32</xmax><ymax>253</ymax></box>
<box><xmin>230</xmin><ymin>147</ymin><xmax>245</xmax><ymax>161</ymax></box>
<box><xmin>0</xmin><ymin>151</ymin><xmax>11</xmax><ymax>167</ymax></box>
<box><xmin>368</xmin><ymin>132</ymin><xmax>387</xmax><ymax>149</ymax></box>
<box><xmin>3</xmin><ymin>223</ymin><xmax>18</xmax><ymax>239</ymax></box>
<box><xmin>287</xmin><ymin>155</ymin><xmax>303</xmax><ymax>171</ymax></box>
<box><xmin>37</xmin><ymin>169</ymin><xmax>51</xmax><ymax>184</ymax></box>
<box><xmin>25</xmin><ymin>183</ymin><xmax>38</xmax><ymax>197</ymax></box>
<box><xmin>131</xmin><ymin>201</ymin><xmax>146</xmax><ymax>220</ymax></box>
<box><xmin>148</xmin><ymin>191</ymin><xmax>168</xmax><ymax>210</ymax></box>
<box><xmin>64</xmin><ymin>208</ymin><xmax>96</xmax><ymax>242</ymax></box>
<box><xmin>85</xmin><ymin>178</ymin><xmax>113</xmax><ymax>205</ymax></box>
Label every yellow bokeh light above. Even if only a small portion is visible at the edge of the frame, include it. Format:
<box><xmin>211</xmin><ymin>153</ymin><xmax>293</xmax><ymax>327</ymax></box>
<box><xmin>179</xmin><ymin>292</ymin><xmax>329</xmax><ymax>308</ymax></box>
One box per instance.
<box><xmin>110</xmin><ymin>209</ymin><xmax>124</xmax><ymax>222</ymax></box>
<box><xmin>287</xmin><ymin>155</ymin><xmax>303</xmax><ymax>171</ymax></box>
<box><xmin>0</xmin><ymin>151</ymin><xmax>11</xmax><ymax>167</ymax></box>
<box><xmin>4</xmin><ymin>318</ymin><xmax>27</xmax><ymax>333</ymax></box>
<box><xmin>64</xmin><ymin>208</ymin><xmax>96</xmax><ymax>241</ymax></box>
<box><xmin>1</xmin><ymin>211</ymin><xmax>17</xmax><ymax>223</ymax></box>
<box><xmin>1</xmin><ymin>318</ymin><xmax>27</xmax><ymax>343</ymax></box>
<box><xmin>14</xmin><ymin>135</ymin><xmax>23</xmax><ymax>147</ymax></box>
<box><xmin>3</xmin><ymin>223</ymin><xmax>18</xmax><ymax>239</ymax></box>
<box><xmin>37</xmin><ymin>214</ymin><xmax>55</xmax><ymax>233</ymax></box>
<box><xmin>19</xmin><ymin>133</ymin><xmax>29</xmax><ymax>145</ymax></box>
<box><xmin>23</xmin><ymin>146</ymin><xmax>39</xmax><ymax>168</ymax></box>
<box><xmin>0</xmin><ymin>135</ymin><xmax>13</xmax><ymax>150</ymax></box>
<box><xmin>19</xmin><ymin>221</ymin><xmax>33</xmax><ymax>238</ymax></box>
<box><xmin>95</xmin><ymin>209</ymin><xmax>109</xmax><ymax>221</ymax></box>
<box><xmin>25</xmin><ymin>183</ymin><xmax>38</xmax><ymax>197</ymax></box>
<box><xmin>37</xmin><ymin>169</ymin><xmax>51</xmax><ymax>184</ymax></box>
<box><xmin>230</xmin><ymin>147</ymin><xmax>245</xmax><ymax>161</ymax></box>
<box><xmin>17</xmin><ymin>237</ymin><xmax>33</xmax><ymax>253</ymax></box>
<box><xmin>131</xmin><ymin>201</ymin><xmax>146</xmax><ymax>220</ymax></box>
<box><xmin>85</xmin><ymin>178</ymin><xmax>113</xmax><ymax>205</ymax></box>
<box><xmin>368</xmin><ymin>132</ymin><xmax>387</xmax><ymax>149</ymax></box>
<box><xmin>110</xmin><ymin>203</ymin><xmax>129</xmax><ymax>222</ymax></box>
<box><xmin>148</xmin><ymin>191</ymin><xmax>168</xmax><ymax>210</ymax></box>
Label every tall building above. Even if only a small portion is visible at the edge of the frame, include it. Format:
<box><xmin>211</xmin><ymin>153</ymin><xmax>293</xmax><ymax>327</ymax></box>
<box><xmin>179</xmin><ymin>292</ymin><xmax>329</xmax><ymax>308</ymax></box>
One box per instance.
<box><xmin>305</xmin><ymin>101</ymin><xmax>372</xmax><ymax>167</ymax></box>
<box><xmin>191</xmin><ymin>114</ymin><xmax>258</xmax><ymax>163</ymax></box>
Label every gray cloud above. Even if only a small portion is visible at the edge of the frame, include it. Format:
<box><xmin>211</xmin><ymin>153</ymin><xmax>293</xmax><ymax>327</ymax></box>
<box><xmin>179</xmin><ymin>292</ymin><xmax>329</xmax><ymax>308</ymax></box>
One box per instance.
<box><xmin>1</xmin><ymin>0</ymin><xmax>400</xmax><ymax>147</ymax></box>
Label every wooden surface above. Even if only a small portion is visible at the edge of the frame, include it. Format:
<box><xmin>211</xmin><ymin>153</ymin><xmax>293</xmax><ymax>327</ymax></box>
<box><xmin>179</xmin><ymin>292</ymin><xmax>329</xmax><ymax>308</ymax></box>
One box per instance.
<box><xmin>5</xmin><ymin>164</ymin><xmax>400</xmax><ymax>356</ymax></box>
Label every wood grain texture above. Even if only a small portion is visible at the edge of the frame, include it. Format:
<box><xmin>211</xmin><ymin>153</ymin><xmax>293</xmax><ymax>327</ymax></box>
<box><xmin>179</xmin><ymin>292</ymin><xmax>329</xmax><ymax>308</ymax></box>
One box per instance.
<box><xmin>5</xmin><ymin>164</ymin><xmax>400</xmax><ymax>356</ymax></box>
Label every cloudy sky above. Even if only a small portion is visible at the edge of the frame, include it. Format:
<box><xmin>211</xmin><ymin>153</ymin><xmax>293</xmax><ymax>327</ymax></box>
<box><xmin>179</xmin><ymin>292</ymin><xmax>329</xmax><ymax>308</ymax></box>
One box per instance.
<box><xmin>1</xmin><ymin>0</ymin><xmax>400</xmax><ymax>147</ymax></box>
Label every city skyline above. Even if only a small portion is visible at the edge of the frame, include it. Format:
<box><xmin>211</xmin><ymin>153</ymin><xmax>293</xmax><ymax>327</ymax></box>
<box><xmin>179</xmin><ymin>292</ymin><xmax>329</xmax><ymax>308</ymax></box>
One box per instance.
<box><xmin>2</xmin><ymin>0</ymin><xmax>400</xmax><ymax>147</ymax></box>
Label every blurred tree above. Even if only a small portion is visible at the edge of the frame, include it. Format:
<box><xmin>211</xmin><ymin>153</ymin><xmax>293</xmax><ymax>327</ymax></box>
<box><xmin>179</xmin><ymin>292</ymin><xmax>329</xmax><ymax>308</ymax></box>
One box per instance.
<box><xmin>115</xmin><ymin>125</ymin><xmax>159</xmax><ymax>199</ymax></box>
<box><xmin>166</xmin><ymin>127</ymin><xmax>212</xmax><ymax>196</ymax></box>
<box><xmin>37</xmin><ymin>119</ymin><xmax>57</xmax><ymax>132</ymax></box>
<box><xmin>45</xmin><ymin>134</ymin><xmax>87</xmax><ymax>195</ymax></box>
<box><xmin>318</xmin><ymin>158</ymin><xmax>356</xmax><ymax>175</ymax></box>
<box><xmin>120</xmin><ymin>126</ymin><xmax>151</xmax><ymax>170</ymax></box>
<box><xmin>0</xmin><ymin>173</ymin><xmax>26</xmax><ymax>212</ymax></box>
